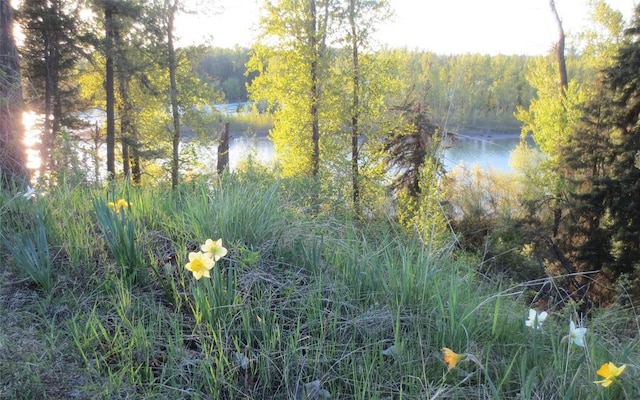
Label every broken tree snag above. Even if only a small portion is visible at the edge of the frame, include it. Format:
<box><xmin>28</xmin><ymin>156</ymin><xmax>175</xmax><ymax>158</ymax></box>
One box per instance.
<box><xmin>549</xmin><ymin>0</ymin><xmax>568</xmax><ymax>91</ymax></box>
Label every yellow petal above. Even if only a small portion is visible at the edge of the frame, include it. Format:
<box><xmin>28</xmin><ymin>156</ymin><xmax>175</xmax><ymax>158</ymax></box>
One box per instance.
<box><xmin>612</xmin><ymin>363</ymin><xmax>627</xmax><ymax>377</ymax></box>
<box><xmin>597</xmin><ymin>362</ymin><xmax>626</xmax><ymax>379</ymax></box>
<box><xmin>594</xmin><ymin>378</ymin><xmax>614</xmax><ymax>387</ymax></box>
<box><xmin>442</xmin><ymin>347</ymin><xmax>465</xmax><ymax>370</ymax></box>
<box><xmin>185</xmin><ymin>251</ymin><xmax>214</xmax><ymax>280</ymax></box>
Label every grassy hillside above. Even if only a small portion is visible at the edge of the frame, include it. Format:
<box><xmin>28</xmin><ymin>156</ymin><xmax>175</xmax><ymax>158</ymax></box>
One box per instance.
<box><xmin>0</xmin><ymin>173</ymin><xmax>638</xmax><ymax>399</ymax></box>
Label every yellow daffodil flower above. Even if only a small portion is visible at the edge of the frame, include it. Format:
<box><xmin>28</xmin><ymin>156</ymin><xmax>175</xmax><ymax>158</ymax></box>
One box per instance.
<box><xmin>525</xmin><ymin>308</ymin><xmax>548</xmax><ymax>330</ymax></box>
<box><xmin>569</xmin><ymin>320</ymin><xmax>587</xmax><ymax>347</ymax></box>
<box><xmin>108</xmin><ymin>199</ymin><xmax>129</xmax><ymax>212</ymax></box>
<box><xmin>185</xmin><ymin>251</ymin><xmax>215</xmax><ymax>280</ymax></box>
<box><xmin>442</xmin><ymin>347</ymin><xmax>466</xmax><ymax>370</ymax></box>
<box><xmin>594</xmin><ymin>362</ymin><xmax>626</xmax><ymax>387</ymax></box>
<box><xmin>201</xmin><ymin>238</ymin><xmax>228</xmax><ymax>261</ymax></box>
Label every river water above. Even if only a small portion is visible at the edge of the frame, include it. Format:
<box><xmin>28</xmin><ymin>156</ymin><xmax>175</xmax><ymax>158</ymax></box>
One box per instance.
<box><xmin>221</xmin><ymin>132</ymin><xmax>529</xmax><ymax>174</ymax></box>
<box><xmin>23</xmin><ymin>109</ymin><xmax>529</xmax><ymax>178</ymax></box>
<box><xmin>443</xmin><ymin>133</ymin><xmax>531</xmax><ymax>173</ymax></box>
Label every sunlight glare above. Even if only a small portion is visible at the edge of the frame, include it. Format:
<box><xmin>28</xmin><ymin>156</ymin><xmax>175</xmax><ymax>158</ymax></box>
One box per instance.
<box><xmin>22</xmin><ymin>111</ymin><xmax>42</xmax><ymax>171</ymax></box>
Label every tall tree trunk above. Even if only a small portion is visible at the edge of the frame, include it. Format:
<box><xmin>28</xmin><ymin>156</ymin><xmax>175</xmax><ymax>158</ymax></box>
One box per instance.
<box><xmin>549</xmin><ymin>0</ymin><xmax>568</xmax><ymax>238</ymax></box>
<box><xmin>119</xmin><ymin>82</ymin><xmax>142</xmax><ymax>184</ymax></box>
<box><xmin>0</xmin><ymin>0</ymin><xmax>29</xmax><ymax>187</ymax></box>
<box><xmin>131</xmin><ymin>126</ymin><xmax>141</xmax><ymax>183</ymax></box>
<box><xmin>309</xmin><ymin>0</ymin><xmax>320</xmax><ymax>180</ymax></box>
<box><xmin>349</xmin><ymin>0</ymin><xmax>361</xmax><ymax>217</ymax></box>
<box><xmin>549</xmin><ymin>0</ymin><xmax>568</xmax><ymax>91</ymax></box>
<box><xmin>35</xmin><ymin>0</ymin><xmax>62</xmax><ymax>177</ymax></box>
<box><xmin>51</xmin><ymin>22</ymin><xmax>62</xmax><ymax>172</ymax></box>
<box><xmin>41</xmin><ymin>33</ymin><xmax>54</xmax><ymax>176</ymax></box>
<box><xmin>115</xmin><ymin>25</ymin><xmax>130</xmax><ymax>179</ymax></box>
<box><xmin>118</xmin><ymin>74</ymin><xmax>131</xmax><ymax>178</ymax></box>
<box><xmin>104</xmin><ymin>3</ymin><xmax>116</xmax><ymax>178</ymax></box>
<box><xmin>51</xmin><ymin>71</ymin><xmax>62</xmax><ymax>172</ymax></box>
<box><xmin>217</xmin><ymin>121</ymin><xmax>229</xmax><ymax>174</ymax></box>
<box><xmin>168</xmin><ymin>0</ymin><xmax>180</xmax><ymax>189</ymax></box>
<box><xmin>22</xmin><ymin>0</ymin><xmax>77</xmax><ymax>178</ymax></box>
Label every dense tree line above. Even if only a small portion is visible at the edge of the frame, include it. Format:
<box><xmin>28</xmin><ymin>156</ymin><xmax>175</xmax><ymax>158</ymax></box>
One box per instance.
<box><xmin>195</xmin><ymin>46</ymin><xmax>537</xmax><ymax>133</ymax></box>
<box><xmin>196</xmin><ymin>47</ymin><xmax>256</xmax><ymax>103</ymax></box>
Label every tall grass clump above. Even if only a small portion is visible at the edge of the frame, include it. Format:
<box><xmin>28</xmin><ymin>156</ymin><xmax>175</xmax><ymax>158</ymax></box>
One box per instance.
<box><xmin>93</xmin><ymin>197</ymin><xmax>144</xmax><ymax>287</ymax></box>
<box><xmin>2</xmin><ymin>212</ymin><xmax>54</xmax><ymax>293</ymax></box>
<box><xmin>69</xmin><ymin>274</ymin><xmax>191</xmax><ymax>398</ymax></box>
<box><xmin>171</xmin><ymin>174</ymin><xmax>295</xmax><ymax>252</ymax></box>
<box><xmin>40</xmin><ymin>182</ymin><xmax>101</xmax><ymax>267</ymax></box>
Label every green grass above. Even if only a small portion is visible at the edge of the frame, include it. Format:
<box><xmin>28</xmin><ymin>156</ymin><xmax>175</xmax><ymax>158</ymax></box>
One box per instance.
<box><xmin>0</xmin><ymin>175</ymin><xmax>638</xmax><ymax>399</ymax></box>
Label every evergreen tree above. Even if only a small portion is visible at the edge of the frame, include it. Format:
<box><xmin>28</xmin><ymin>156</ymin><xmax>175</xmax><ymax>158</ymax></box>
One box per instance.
<box><xmin>559</xmin><ymin>5</ymin><xmax>640</xmax><ymax>298</ymax></box>
<box><xmin>384</xmin><ymin>98</ymin><xmax>442</xmax><ymax>198</ymax></box>
<box><xmin>18</xmin><ymin>0</ymin><xmax>83</xmax><ymax>177</ymax></box>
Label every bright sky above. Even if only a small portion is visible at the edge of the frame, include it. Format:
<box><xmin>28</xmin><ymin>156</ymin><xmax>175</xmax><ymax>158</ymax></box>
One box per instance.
<box><xmin>177</xmin><ymin>0</ymin><xmax>637</xmax><ymax>55</ymax></box>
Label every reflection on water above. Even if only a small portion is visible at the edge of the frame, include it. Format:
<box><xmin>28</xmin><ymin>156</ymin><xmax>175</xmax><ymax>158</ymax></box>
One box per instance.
<box><xmin>443</xmin><ymin>134</ymin><xmax>532</xmax><ymax>173</ymax></box>
<box><xmin>228</xmin><ymin>136</ymin><xmax>275</xmax><ymax>171</ymax></box>
<box><xmin>22</xmin><ymin>111</ymin><xmax>42</xmax><ymax>172</ymax></box>
<box><xmin>21</xmin><ymin>112</ymin><xmax>528</xmax><ymax>183</ymax></box>
<box><xmin>224</xmin><ymin>133</ymin><xmax>531</xmax><ymax>174</ymax></box>
<box><xmin>193</xmin><ymin>135</ymin><xmax>275</xmax><ymax>174</ymax></box>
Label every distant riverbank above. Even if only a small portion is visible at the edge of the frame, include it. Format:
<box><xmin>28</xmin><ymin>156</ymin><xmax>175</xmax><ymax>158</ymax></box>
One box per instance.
<box><xmin>454</xmin><ymin>127</ymin><xmax>522</xmax><ymax>140</ymax></box>
<box><xmin>222</xmin><ymin>127</ymin><xmax>524</xmax><ymax>141</ymax></box>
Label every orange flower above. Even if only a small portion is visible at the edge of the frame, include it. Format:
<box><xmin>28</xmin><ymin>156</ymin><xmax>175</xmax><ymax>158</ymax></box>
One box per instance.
<box><xmin>442</xmin><ymin>347</ymin><xmax>466</xmax><ymax>370</ymax></box>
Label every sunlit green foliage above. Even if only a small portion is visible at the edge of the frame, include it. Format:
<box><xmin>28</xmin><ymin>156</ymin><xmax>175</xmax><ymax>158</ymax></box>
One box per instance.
<box><xmin>78</xmin><ymin>40</ymin><xmax>221</xmax><ymax>183</ymax></box>
<box><xmin>247</xmin><ymin>0</ymin><xmax>338</xmax><ymax>178</ymax></box>
<box><xmin>516</xmin><ymin>0</ymin><xmax>626</xmax><ymax>162</ymax></box>
<box><xmin>410</xmin><ymin>52</ymin><xmax>535</xmax><ymax>132</ymax></box>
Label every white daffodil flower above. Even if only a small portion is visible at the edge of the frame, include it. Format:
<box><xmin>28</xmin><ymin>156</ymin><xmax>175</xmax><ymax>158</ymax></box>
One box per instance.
<box><xmin>569</xmin><ymin>320</ymin><xmax>587</xmax><ymax>347</ymax></box>
<box><xmin>23</xmin><ymin>185</ymin><xmax>36</xmax><ymax>199</ymax></box>
<box><xmin>525</xmin><ymin>308</ymin><xmax>548</xmax><ymax>330</ymax></box>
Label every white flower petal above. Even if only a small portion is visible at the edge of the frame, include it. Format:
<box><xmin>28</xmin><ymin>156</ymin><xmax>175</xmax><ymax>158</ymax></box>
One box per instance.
<box><xmin>525</xmin><ymin>309</ymin><xmax>547</xmax><ymax>329</ymax></box>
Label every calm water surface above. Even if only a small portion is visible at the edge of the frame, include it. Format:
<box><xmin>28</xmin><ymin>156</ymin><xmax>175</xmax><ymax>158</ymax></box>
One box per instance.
<box><xmin>24</xmin><ymin>108</ymin><xmax>530</xmax><ymax>179</ymax></box>
<box><xmin>223</xmin><ymin>133</ymin><xmax>530</xmax><ymax>174</ymax></box>
<box><xmin>443</xmin><ymin>133</ymin><xmax>532</xmax><ymax>173</ymax></box>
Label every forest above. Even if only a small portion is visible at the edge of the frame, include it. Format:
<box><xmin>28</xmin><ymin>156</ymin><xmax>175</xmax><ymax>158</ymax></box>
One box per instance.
<box><xmin>1</xmin><ymin>0</ymin><xmax>640</xmax><ymax>398</ymax></box>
